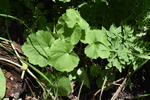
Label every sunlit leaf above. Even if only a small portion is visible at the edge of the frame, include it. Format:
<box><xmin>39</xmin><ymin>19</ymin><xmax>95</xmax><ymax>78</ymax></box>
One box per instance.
<box><xmin>59</xmin><ymin>0</ymin><xmax>70</xmax><ymax>3</ymax></box>
<box><xmin>64</xmin><ymin>9</ymin><xmax>89</xmax><ymax>29</ymax></box>
<box><xmin>0</xmin><ymin>68</ymin><xmax>6</xmax><ymax>99</ymax></box>
<box><xmin>85</xmin><ymin>43</ymin><xmax>110</xmax><ymax>59</ymax></box>
<box><xmin>22</xmin><ymin>30</ymin><xmax>55</xmax><ymax>67</ymax></box>
<box><xmin>57</xmin><ymin>24</ymin><xmax>82</xmax><ymax>45</ymax></box>
<box><xmin>84</xmin><ymin>29</ymin><xmax>110</xmax><ymax>59</ymax></box>
<box><xmin>113</xmin><ymin>58</ymin><xmax>122</xmax><ymax>72</ymax></box>
<box><xmin>109</xmin><ymin>24</ymin><xmax>121</xmax><ymax>34</ymax></box>
<box><xmin>48</xmin><ymin>39</ymin><xmax>79</xmax><ymax>72</ymax></box>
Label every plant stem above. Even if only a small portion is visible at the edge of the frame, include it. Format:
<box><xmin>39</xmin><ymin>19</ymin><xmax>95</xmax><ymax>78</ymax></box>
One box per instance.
<box><xmin>77</xmin><ymin>80</ymin><xmax>84</xmax><ymax>100</ymax></box>
<box><xmin>0</xmin><ymin>57</ymin><xmax>53</xmax><ymax>98</ymax></box>
<box><xmin>0</xmin><ymin>43</ymin><xmax>53</xmax><ymax>86</ymax></box>
<box><xmin>5</xmin><ymin>17</ymin><xmax>26</xmax><ymax>79</ymax></box>
<box><xmin>100</xmin><ymin>76</ymin><xmax>107</xmax><ymax>100</ymax></box>
<box><xmin>0</xmin><ymin>57</ymin><xmax>22</xmax><ymax>68</ymax></box>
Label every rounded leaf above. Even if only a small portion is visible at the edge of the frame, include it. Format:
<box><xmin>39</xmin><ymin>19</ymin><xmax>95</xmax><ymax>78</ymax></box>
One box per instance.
<box><xmin>0</xmin><ymin>68</ymin><xmax>6</xmax><ymax>99</ymax></box>
<box><xmin>58</xmin><ymin>77</ymin><xmax>72</xmax><ymax>96</ymax></box>
<box><xmin>48</xmin><ymin>39</ymin><xmax>79</xmax><ymax>72</ymax></box>
<box><xmin>85</xmin><ymin>29</ymin><xmax>111</xmax><ymax>46</ymax></box>
<box><xmin>22</xmin><ymin>30</ymin><xmax>55</xmax><ymax>67</ymax></box>
<box><xmin>85</xmin><ymin>44</ymin><xmax>110</xmax><ymax>59</ymax></box>
<box><xmin>64</xmin><ymin>9</ymin><xmax>89</xmax><ymax>29</ymax></box>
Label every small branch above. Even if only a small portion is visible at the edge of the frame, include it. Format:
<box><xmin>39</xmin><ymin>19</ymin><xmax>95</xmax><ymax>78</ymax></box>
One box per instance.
<box><xmin>25</xmin><ymin>79</ymin><xmax>35</xmax><ymax>97</ymax></box>
<box><xmin>0</xmin><ymin>57</ymin><xmax>22</xmax><ymax>68</ymax></box>
<box><xmin>111</xmin><ymin>72</ymin><xmax>131</xmax><ymax>100</ymax></box>
<box><xmin>92</xmin><ymin>77</ymin><xmax>125</xmax><ymax>100</ymax></box>
<box><xmin>0</xmin><ymin>57</ymin><xmax>52</xmax><ymax>99</ymax></box>
<box><xmin>78</xmin><ymin>80</ymin><xmax>84</xmax><ymax>100</ymax></box>
<box><xmin>100</xmin><ymin>76</ymin><xmax>107</xmax><ymax>100</ymax></box>
<box><xmin>111</xmin><ymin>77</ymin><xmax>127</xmax><ymax>100</ymax></box>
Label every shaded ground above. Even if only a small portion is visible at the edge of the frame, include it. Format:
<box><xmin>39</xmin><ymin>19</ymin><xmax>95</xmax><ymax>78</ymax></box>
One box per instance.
<box><xmin>1</xmin><ymin>21</ymin><xmax>150</xmax><ymax>100</ymax></box>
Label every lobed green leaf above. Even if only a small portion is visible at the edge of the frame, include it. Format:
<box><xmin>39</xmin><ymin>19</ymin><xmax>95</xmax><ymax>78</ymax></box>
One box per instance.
<box><xmin>22</xmin><ymin>30</ymin><xmax>55</xmax><ymax>67</ymax></box>
<box><xmin>84</xmin><ymin>29</ymin><xmax>111</xmax><ymax>59</ymax></box>
<box><xmin>64</xmin><ymin>9</ymin><xmax>89</xmax><ymax>29</ymax></box>
<box><xmin>48</xmin><ymin>39</ymin><xmax>79</xmax><ymax>72</ymax></box>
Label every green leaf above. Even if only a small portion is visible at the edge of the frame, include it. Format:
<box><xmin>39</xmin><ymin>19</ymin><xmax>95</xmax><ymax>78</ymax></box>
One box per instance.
<box><xmin>40</xmin><ymin>71</ymin><xmax>56</xmax><ymax>88</ymax></box>
<box><xmin>118</xmin><ymin>51</ymin><xmax>129</xmax><ymax>62</ymax></box>
<box><xmin>123</xmin><ymin>26</ymin><xmax>134</xmax><ymax>38</ymax></box>
<box><xmin>84</xmin><ymin>30</ymin><xmax>110</xmax><ymax>59</ymax></box>
<box><xmin>22</xmin><ymin>30</ymin><xmax>55</xmax><ymax>67</ymax></box>
<box><xmin>57</xmin><ymin>77</ymin><xmax>72</xmax><ymax>96</ymax></box>
<box><xmin>109</xmin><ymin>24</ymin><xmax>122</xmax><ymax>35</ymax></box>
<box><xmin>0</xmin><ymin>68</ymin><xmax>6</xmax><ymax>99</ymax></box>
<box><xmin>85</xmin><ymin>30</ymin><xmax>110</xmax><ymax>47</ymax></box>
<box><xmin>107</xmin><ymin>53</ymin><xmax>117</xmax><ymax>62</ymax></box>
<box><xmin>57</xmin><ymin>14</ymin><xmax>66</xmax><ymax>25</ymax></box>
<box><xmin>85</xmin><ymin>43</ymin><xmax>110</xmax><ymax>59</ymax></box>
<box><xmin>133</xmin><ymin>61</ymin><xmax>139</xmax><ymax>70</ymax></box>
<box><xmin>108</xmin><ymin>25</ymin><xmax>122</xmax><ymax>40</ymax></box>
<box><xmin>113</xmin><ymin>39</ymin><xmax>121</xmax><ymax>49</ymax></box>
<box><xmin>96</xmin><ymin>70</ymin><xmax>115</xmax><ymax>89</ymax></box>
<box><xmin>106</xmin><ymin>62</ymin><xmax>113</xmax><ymax>69</ymax></box>
<box><xmin>77</xmin><ymin>67</ymin><xmax>90</xmax><ymax>88</ymax></box>
<box><xmin>80</xmin><ymin>28</ymin><xmax>90</xmax><ymax>44</ymax></box>
<box><xmin>40</xmin><ymin>72</ymin><xmax>71</xmax><ymax>96</ymax></box>
<box><xmin>69</xmin><ymin>25</ymin><xmax>82</xmax><ymax>45</ymax></box>
<box><xmin>57</xmin><ymin>24</ymin><xmax>82</xmax><ymax>45</ymax></box>
<box><xmin>102</xmin><ymin>26</ymin><xmax>115</xmax><ymax>39</ymax></box>
<box><xmin>59</xmin><ymin>0</ymin><xmax>71</xmax><ymax>3</ymax></box>
<box><xmin>56</xmin><ymin>23</ymin><xmax>71</xmax><ymax>36</ymax></box>
<box><xmin>68</xmin><ymin>74</ymin><xmax>76</xmax><ymax>81</ymax></box>
<box><xmin>48</xmin><ymin>39</ymin><xmax>79</xmax><ymax>72</ymax></box>
<box><xmin>113</xmin><ymin>58</ymin><xmax>122</xmax><ymax>72</ymax></box>
<box><xmin>64</xmin><ymin>9</ymin><xmax>89</xmax><ymax>29</ymax></box>
<box><xmin>101</xmin><ymin>0</ymin><xmax>108</xmax><ymax>5</ymax></box>
<box><xmin>96</xmin><ymin>77</ymin><xmax>103</xmax><ymax>88</ymax></box>
<box><xmin>133</xmin><ymin>53</ymin><xmax>150</xmax><ymax>59</ymax></box>
<box><xmin>90</xmin><ymin>65</ymin><xmax>101</xmax><ymax>76</ymax></box>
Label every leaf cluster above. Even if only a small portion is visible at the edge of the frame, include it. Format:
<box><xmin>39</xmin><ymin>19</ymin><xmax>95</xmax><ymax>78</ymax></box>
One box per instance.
<box><xmin>1</xmin><ymin>0</ymin><xmax>150</xmax><ymax>99</ymax></box>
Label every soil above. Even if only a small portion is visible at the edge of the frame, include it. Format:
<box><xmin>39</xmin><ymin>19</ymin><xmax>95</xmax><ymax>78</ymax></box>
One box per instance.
<box><xmin>1</xmin><ymin>21</ymin><xmax>150</xmax><ymax>100</ymax></box>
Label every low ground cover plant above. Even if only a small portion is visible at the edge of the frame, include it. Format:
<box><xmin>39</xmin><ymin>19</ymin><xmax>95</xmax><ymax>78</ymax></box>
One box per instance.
<box><xmin>0</xmin><ymin>0</ymin><xmax>150</xmax><ymax>99</ymax></box>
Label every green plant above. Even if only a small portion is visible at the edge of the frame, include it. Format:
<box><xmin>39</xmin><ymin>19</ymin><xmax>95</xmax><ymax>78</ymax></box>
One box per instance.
<box><xmin>21</xmin><ymin>8</ymin><xmax>150</xmax><ymax>98</ymax></box>
<box><xmin>0</xmin><ymin>14</ymin><xmax>55</xmax><ymax>99</ymax></box>
<box><xmin>1</xmin><ymin>0</ymin><xmax>150</xmax><ymax>99</ymax></box>
<box><xmin>0</xmin><ymin>67</ymin><xmax>6</xmax><ymax>99</ymax></box>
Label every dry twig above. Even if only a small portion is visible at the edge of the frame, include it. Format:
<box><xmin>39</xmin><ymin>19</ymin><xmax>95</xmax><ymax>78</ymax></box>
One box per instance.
<box><xmin>110</xmin><ymin>77</ymin><xmax>127</xmax><ymax>100</ymax></box>
<box><xmin>111</xmin><ymin>72</ymin><xmax>131</xmax><ymax>100</ymax></box>
<box><xmin>92</xmin><ymin>77</ymin><xmax>124</xmax><ymax>100</ymax></box>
